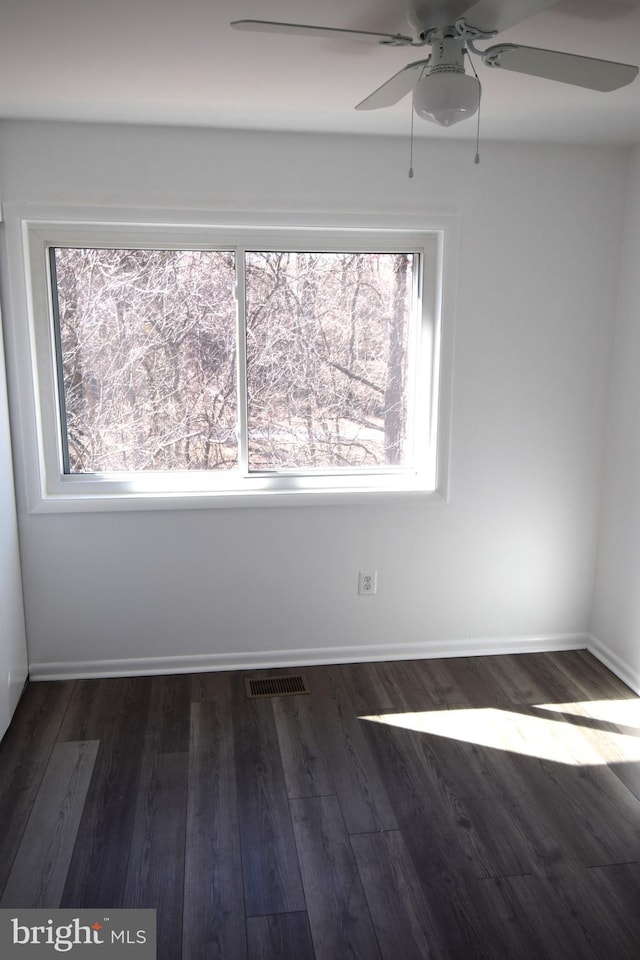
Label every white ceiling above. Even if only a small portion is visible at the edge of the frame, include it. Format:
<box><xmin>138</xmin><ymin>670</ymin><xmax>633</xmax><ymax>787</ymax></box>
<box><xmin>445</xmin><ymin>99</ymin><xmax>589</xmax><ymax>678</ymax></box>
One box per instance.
<box><xmin>1</xmin><ymin>0</ymin><xmax>640</xmax><ymax>143</ymax></box>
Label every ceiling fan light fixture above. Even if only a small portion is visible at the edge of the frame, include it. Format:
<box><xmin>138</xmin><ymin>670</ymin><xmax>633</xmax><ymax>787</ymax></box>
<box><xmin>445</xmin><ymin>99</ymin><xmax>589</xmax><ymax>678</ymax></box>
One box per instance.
<box><xmin>413</xmin><ymin>72</ymin><xmax>480</xmax><ymax>127</ymax></box>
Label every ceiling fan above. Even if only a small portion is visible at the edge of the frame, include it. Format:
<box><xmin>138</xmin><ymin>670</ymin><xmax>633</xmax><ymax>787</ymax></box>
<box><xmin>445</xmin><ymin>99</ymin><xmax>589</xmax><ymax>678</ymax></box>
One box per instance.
<box><xmin>231</xmin><ymin>0</ymin><xmax>639</xmax><ymax>128</ymax></box>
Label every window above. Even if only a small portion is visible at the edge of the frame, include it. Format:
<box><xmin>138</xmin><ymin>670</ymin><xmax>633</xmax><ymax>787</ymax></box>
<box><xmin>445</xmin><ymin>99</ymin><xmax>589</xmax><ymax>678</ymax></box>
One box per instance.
<box><xmin>52</xmin><ymin>247</ymin><xmax>238</xmax><ymax>474</ymax></box>
<box><xmin>23</xmin><ymin>220</ymin><xmax>448</xmax><ymax>509</ymax></box>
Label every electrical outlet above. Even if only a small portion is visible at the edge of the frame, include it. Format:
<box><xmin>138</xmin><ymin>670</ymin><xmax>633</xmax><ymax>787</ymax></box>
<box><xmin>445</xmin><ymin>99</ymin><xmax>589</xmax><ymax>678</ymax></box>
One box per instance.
<box><xmin>358</xmin><ymin>571</ymin><xmax>378</xmax><ymax>595</ymax></box>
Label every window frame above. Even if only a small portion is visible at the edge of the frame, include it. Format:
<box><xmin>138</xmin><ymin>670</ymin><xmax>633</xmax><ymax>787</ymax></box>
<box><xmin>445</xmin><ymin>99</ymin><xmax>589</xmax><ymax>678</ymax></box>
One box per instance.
<box><xmin>14</xmin><ymin>213</ymin><xmax>454</xmax><ymax>512</ymax></box>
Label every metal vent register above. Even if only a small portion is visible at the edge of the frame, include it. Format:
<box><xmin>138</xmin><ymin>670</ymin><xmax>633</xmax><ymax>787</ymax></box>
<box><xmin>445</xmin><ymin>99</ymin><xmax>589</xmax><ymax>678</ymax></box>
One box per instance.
<box><xmin>244</xmin><ymin>674</ymin><xmax>310</xmax><ymax>699</ymax></box>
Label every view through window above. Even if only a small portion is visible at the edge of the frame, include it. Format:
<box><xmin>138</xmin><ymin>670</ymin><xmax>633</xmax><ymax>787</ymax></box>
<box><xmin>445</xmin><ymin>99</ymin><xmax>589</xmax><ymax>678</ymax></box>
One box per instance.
<box><xmin>52</xmin><ymin>246</ymin><xmax>419</xmax><ymax>477</ymax></box>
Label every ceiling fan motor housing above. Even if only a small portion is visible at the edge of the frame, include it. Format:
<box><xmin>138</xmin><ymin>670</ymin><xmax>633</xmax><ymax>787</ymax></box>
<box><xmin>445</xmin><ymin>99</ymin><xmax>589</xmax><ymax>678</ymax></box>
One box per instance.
<box><xmin>427</xmin><ymin>36</ymin><xmax>466</xmax><ymax>75</ymax></box>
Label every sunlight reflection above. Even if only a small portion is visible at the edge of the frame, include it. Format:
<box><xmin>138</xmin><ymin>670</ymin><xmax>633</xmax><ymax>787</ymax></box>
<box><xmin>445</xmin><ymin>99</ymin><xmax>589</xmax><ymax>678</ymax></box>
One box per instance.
<box><xmin>361</xmin><ymin>700</ymin><xmax>640</xmax><ymax>766</ymax></box>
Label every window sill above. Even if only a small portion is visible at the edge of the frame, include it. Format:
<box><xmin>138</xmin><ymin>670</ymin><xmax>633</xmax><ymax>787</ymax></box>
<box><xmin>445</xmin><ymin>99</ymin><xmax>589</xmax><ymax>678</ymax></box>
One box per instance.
<box><xmin>29</xmin><ymin>476</ymin><xmax>447</xmax><ymax>513</ymax></box>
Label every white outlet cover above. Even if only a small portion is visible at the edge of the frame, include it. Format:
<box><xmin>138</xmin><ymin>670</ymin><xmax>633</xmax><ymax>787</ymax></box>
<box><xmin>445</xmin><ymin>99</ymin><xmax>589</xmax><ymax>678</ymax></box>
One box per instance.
<box><xmin>358</xmin><ymin>571</ymin><xmax>378</xmax><ymax>595</ymax></box>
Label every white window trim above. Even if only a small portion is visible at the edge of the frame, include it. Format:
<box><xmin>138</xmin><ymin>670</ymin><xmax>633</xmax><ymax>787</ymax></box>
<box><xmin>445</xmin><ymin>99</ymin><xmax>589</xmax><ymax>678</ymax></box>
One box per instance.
<box><xmin>4</xmin><ymin>206</ymin><xmax>456</xmax><ymax>513</ymax></box>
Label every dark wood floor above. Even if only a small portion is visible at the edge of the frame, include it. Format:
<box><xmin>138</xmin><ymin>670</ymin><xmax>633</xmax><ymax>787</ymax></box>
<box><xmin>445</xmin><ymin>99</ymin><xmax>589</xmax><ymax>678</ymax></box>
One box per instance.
<box><xmin>1</xmin><ymin>650</ymin><xmax>639</xmax><ymax>959</ymax></box>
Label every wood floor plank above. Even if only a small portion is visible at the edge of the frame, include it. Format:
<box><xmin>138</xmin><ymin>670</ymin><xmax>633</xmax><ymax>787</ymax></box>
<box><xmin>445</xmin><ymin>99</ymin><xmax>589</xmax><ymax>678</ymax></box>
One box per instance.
<box><xmin>350</xmin><ymin>830</ymin><xmax>444</xmax><ymax>960</ymax></box>
<box><xmin>487</xmin><ymin>651</ymin><xmax>590</xmax><ymax>705</ymax></box>
<box><xmin>555</xmin><ymin>762</ymin><xmax>640</xmax><ymax>866</ymax></box>
<box><xmin>445</xmin><ymin>657</ymin><xmax>514</xmax><ymax>707</ymax></box>
<box><xmin>566</xmin><ymin>863</ymin><xmax>640</xmax><ymax>959</ymax></box>
<box><xmin>490</xmin><ymin>728</ymin><xmax>640</xmax><ymax>870</ymax></box>
<box><xmin>471</xmin><ymin>653</ymin><xmax>579</xmax><ymax>706</ymax></box>
<box><xmin>310</xmin><ymin>666</ymin><xmax>397</xmax><ymax>834</ymax></box>
<box><xmin>55</xmin><ymin>678</ymin><xmax>110</xmax><ymax>741</ymax></box>
<box><xmin>407</xmin><ymin>701</ymin><xmax>610</xmax><ymax>879</ymax></box>
<box><xmin>61</xmin><ymin>679</ymin><xmax>151</xmax><ymax>908</ymax></box>
<box><xmin>339</xmin><ymin>658</ymin><xmax>477</xmax><ymax>715</ymax></box>
<box><xmin>183</xmin><ymin>701</ymin><xmax>246</xmax><ymax>960</ymax></box>
<box><xmin>540</xmin><ymin>695</ymin><xmax>640</xmax><ymax>800</ymax></box>
<box><xmin>0</xmin><ymin>680</ymin><xmax>74</xmax><ymax>893</ymax></box>
<box><xmin>605</xmin><ymin>759</ymin><xmax>640</xmax><ymax>808</ymax></box>
<box><xmin>189</xmin><ymin>669</ymin><xmax>233</xmax><ymax>703</ymax></box>
<box><xmin>246</xmin><ymin>912</ymin><xmax>315</xmax><ymax>960</ymax></box>
<box><xmin>424</xmin><ymin>726</ymin><xmax>585</xmax><ymax>878</ymax></box>
<box><xmin>336</xmin><ymin>661</ymin><xmax>399</xmax><ymax>714</ymax></box>
<box><xmin>272</xmin><ymin>693</ymin><xmax>335</xmax><ymax>800</ymax></box>
<box><xmin>475</xmin><ymin>874</ymin><xmax>593</xmax><ymax>960</ymax></box>
<box><xmin>290</xmin><ymin>795</ymin><xmax>382</xmax><ymax>960</ymax></box>
<box><xmin>339</xmin><ymin>660</ymin><xmax>424</xmax><ymax>714</ymax></box>
<box><xmin>57</xmin><ymin>676</ymin><xmax>148</xmax><ymax>742</ymax></box>
<box><xmin>480</xmin><ymin>865</ymin><xmax>640</xmax><ymax>960</ymax></box>
<box><xmin>404</xmin><ymin>704</ymin><xmax>563</xmax><ymax>878</ymax></box>
<box><xmin>404</xmin><ymin>658</ymin><xmax>480</xmax><ymax>709</ymax></box>
<box><xmin>1</xmin><ymin>740</ymin><xmax>98</xmax><ymax>907</ymax></box>
<box><xmin>362</xmin><ymin>714</ymin><xmax>533</xmax><ymax>882</ymax></box>
<box><xmin>123</xmin><ymin>751</ymin><xmax>189</xmax><ymax>960</ymax></box>
<box><xmin>548</xmin><ymin>649</ymin><xmax>637</xmax><ymax>701</ymax></box>
<box><xmin>345</xmin><ymin>775</ymin><xmax>500</xmax><ymax>960</ymax></box>
<box><xmin>584</xmin><ymin>862</ymin><xmax>640</xmax><ymax>944</ymax></box>
<box><xmin>406</xmin><ymin>698</ymin><xmax>640</xmax><ymax>875</ymax></box>
<box><xmin>144</xmin><ymin>674</ymin><xmax>191</xmax><ymax>754</ymax></box>
<box><xmin>233</xmin><ymin>679</ymin><xmax>305</xmax><ymax>917</ymax></box>
<box><xmin>383</xmin><ymin>658</ymin><xmax>476</xmax><ymax>710</ymax></box>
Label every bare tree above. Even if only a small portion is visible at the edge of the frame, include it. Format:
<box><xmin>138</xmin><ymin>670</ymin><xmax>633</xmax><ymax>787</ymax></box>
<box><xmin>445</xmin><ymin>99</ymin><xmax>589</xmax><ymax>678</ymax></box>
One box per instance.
<box><xmin>55</xmin><ymin>248</ymin><xmax>237</xmax><ymax>472</ymax></box>
<box><xmin>384</xmin><ymin>254</ymin><xmax>410</xmax><ymax>464</ymax></box>
<box><xmin>54</xmin><ymin>246</ymin><xmax>415</xmax><ymax>474</ymax></box>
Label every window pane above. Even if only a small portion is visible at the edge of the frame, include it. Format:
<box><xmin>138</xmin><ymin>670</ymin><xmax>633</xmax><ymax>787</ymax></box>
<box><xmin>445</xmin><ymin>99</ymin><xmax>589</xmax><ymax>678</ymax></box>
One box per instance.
<box><xmin>245</xmin><ymin>251</ymin><xmax>415</xmax><ymax>471</ymax></box>
<box><xmin>52</xmin><ymin>248</ymin><xmax>237</xmax><ymax>473</ymax></box>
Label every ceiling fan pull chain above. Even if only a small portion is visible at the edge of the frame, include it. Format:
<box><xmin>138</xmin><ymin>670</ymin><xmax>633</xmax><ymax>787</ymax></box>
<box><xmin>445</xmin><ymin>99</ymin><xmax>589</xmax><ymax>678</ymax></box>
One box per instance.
<box><xmin>466</xmin><ymin>45</ymin><xmax>482</xmax><ymax>164</ymax></box>
<box><xmin>474</xmin><ymin>90</ymin><xmax>481</xmax><ymax>164</ymax></box>
<box><xmin>408</xmin><ymin>98</ymin><xmax>415</xmax><ymax>178</ymax></box>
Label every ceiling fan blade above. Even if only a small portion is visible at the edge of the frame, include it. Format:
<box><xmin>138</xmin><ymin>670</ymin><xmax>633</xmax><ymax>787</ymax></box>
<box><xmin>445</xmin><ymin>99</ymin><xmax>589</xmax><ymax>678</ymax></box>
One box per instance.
<box><xmin>230</xmin><ymin>19</ymin><xmax>414</xmax><ymax>46</ymax></box>
<box><xmin>355</xmin><ymin>60</ymin><xmax>429</xmax><ymax>110</ymax></box>
<box><xmin>459</xmin><ymin>0</ymin><xmax>558</xmax><ymax>33</ymax></box>
<box><xmin>484</xmin><ymin>43</ymin><xmax>639</xmax><ymax>91</ymax></box>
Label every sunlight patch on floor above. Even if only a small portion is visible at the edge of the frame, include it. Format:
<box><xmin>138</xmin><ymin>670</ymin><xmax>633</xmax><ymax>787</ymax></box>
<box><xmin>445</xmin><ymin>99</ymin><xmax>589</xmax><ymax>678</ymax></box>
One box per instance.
<box><xmin>539</xmin><ymin>698</ymin><xmax>640</xmax><ymax>727</ymax></box>
<box><xmin>360</xmin><ymin>699</ymin><xmax>640</xmax><ymax>766</ymax></box>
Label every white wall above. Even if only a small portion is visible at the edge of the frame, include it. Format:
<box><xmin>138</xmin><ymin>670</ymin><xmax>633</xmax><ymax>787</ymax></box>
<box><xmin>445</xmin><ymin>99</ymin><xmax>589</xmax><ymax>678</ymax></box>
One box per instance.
<box><xmin>591</xmin><ymin>145</ymin><xmax>640</xmax><ymax>694</ymax></box>
<box><xmin>0</xmin><ymin>247</ymin><xmax>28</xmax><ymax>730</ymax></box>
<box><xmin>0</xmin><ymin>120</ymin><xmax>627</xmax><ymax>678</ymax></box>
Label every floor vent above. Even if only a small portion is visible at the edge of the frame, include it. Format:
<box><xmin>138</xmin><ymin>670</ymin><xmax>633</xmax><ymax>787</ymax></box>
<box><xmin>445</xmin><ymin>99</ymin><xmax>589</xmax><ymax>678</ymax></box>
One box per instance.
<box><xmin>244</xmin><ymin>674</ymin><xmax>310</xmax><ymax>699</ymax></box>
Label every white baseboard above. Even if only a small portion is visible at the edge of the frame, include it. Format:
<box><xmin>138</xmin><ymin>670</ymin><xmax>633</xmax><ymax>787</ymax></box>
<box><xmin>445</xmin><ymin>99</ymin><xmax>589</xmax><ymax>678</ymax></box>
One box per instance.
<box><xmin>587</xmin><ymin>634</ymin><xmax>640</xmax><ymax>696</ymax></box>
<box><xmin>28</xmin><ymin>632</ymin><xmax>588</xmax><ymax>682</ymax></box>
